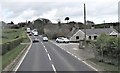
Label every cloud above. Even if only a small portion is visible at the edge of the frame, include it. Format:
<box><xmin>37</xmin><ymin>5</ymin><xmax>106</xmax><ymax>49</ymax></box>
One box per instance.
<box><xmin>0</xmin><ymin>0</ymin><xmax>119</xmax><ymax>24</ymax></box>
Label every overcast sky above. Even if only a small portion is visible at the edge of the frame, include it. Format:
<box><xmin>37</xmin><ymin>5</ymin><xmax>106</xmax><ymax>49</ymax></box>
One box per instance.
<box><xmin>0</xmin><ymin>0</ymin><xmax>119</xmax><ymax>24</ymax></box>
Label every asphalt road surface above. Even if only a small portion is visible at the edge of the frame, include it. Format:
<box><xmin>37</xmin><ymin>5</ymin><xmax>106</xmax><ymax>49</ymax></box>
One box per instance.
<box><xmin>17</xmin><ymin>35</ymin><xmax>98</xmax><ymax>73</ymax></box>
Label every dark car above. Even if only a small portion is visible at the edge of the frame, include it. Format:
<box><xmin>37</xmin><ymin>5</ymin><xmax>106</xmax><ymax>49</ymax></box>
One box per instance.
<box><xmin>33</xmin><ymin>37</ymin><xmax>39</xmax><ymax>43</ymax></box>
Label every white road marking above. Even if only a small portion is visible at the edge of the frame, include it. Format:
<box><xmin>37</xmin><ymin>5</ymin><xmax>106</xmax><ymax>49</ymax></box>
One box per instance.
<box><xmin>82</xmin><ymin>61</ymin><xmax>98</xmax><ymax>71</ymax></box>
<box><xmin>75</xmin><ymin>56</ymin><xmax>77</xmax><ymax>58</ymax></box>
<box><xmin>52</xmin><ymin>64</ymin><xmax>57</xmax><ymax>73</ymax></box>
<box><xmin>45</xmin><ymin>48</ymin><xmax>48</xmax><ymax>53</ymax></box>
<box><xmin>14</xmin><ymin>35</ymin><xmax>32</xmax><ymax>71</ymax></box>
<box><xmin>40</xmin><ymin>40</ymin><xmax>57</xmax><ymax>73</ymax></box>
<box><xmin>78</xmin><ymin>58</ymin><xmax>82</xmax><ymax>61</ymax></box>
<box><xmin>50</xmin><ymin>40</ymin><xmax>98</xmax><ymax>71</ymax></box>
<box><xmin>47</xmin><ymin>54</ymin><xmax>52</xmax><ymax>61</ymax></box>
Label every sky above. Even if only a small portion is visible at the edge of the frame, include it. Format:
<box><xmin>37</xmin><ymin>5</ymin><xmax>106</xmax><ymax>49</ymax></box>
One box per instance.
<box><xmin>0</xmin><ymin>0</ymin><xmax>119</xmax><ymax>24</ymax></box>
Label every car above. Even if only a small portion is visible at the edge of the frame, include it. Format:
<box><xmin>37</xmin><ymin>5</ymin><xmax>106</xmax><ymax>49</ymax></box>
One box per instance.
<box><xmin>63</xmin><ymin>37</ymin><xmax>69</xmax><ymax>43</ymax></box>
<box><xmin>33</xmin><ymin>31</ymin><xmax>38</xmax><ymax>36</ymax></box>
<box><xmin>56</xmin><ymin>37</ymin><xmax>69</xmax><ymax>43</ymax></box>
<box><xmin>43</xmin><ymin>37</ymin><xmax>48</xmax><ymax>41</ymax></box>
<box><xmin>33</xmin><ymin>37</ymin><xmax>39</xmax><ymax>43</ymax></box>
<box><xmin>56</xmin><ymin>37</ymin><xmax>64</xmax><ymax>43</ymax></box>
<box><xmin>29</xmin><ymin>32</ymin><xmax>32</xmax><ymax>36</ymax></box>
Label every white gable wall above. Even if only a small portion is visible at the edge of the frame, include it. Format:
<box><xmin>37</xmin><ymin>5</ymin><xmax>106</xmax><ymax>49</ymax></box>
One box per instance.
<box><xmin>70</xmin><ymin>30</ymin><xmax>85</xmax><ymax>41</ymax></box>
<box><xmin>109</xmin><ymin>31</ymin><xmax>118</xmax><ymax>36</ymax></box>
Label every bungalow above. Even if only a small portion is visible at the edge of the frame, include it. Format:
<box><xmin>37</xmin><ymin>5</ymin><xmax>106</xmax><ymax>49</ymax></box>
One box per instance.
<box><xmin>69</xmin><ymin>26</ymin><xmax>118</xmax><ymax>42</ymax></box>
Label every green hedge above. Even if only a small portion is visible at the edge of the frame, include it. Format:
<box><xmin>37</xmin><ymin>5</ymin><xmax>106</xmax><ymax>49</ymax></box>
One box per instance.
<box><xmin>94</xmin><ymin>33</ymin><xmax>120</xmax><ymax>66</ymax></box>
<box><xmin>2</xmin><ymin>37</ymin><xmax>24</xmax><ymax>55</ymax></box>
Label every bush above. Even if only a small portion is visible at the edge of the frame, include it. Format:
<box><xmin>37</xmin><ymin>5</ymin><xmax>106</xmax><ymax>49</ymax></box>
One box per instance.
<box><xmin>94</xmin><ymin>33</ymin><xmax>120</xmax><ymax>65</ymax></box>
<box><xmin>2</xmin><ymin>37</ymin><xmax>23</xmax><ymax>55</ymax></box>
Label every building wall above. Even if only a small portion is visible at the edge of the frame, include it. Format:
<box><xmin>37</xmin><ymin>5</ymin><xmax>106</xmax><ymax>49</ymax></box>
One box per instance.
<box><xmin>70</xmin><ymin>30</ymin><xmax>85</xmax><ymax>42</ymax></box>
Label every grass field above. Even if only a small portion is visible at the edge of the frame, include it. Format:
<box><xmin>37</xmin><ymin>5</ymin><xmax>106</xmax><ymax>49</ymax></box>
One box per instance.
<box><xmin>1</xmin><ymin>27</ymin><xmax>30</xmax><ymax>69</ymax></box>
<box><xmin>1</xmin><ymin>28</ymin><xmax>26</xmax><ymax>44</ymax></box>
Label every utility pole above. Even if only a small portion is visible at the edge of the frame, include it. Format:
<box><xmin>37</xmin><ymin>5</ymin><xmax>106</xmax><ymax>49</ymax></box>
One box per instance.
<box><xmin>118</xmin><ymin>2</ymin><xmax>120</xmax><ymax>73</ymax></box>
<box><xmin>84</xmin><ymin>3</ymin><xmax>86</xmax><ymax>48</ymax></box>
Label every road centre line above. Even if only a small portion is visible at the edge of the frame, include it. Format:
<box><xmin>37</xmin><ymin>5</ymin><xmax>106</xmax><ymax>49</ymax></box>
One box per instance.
<box><xmin>40</xmin><ymin>40</ymin><xmax>57</xmax><ymax>73</ymax></box>
<box><xmin>47</xmin><ymin>53</ymin><xmax>52</xmax><ymax>61</ymax></box>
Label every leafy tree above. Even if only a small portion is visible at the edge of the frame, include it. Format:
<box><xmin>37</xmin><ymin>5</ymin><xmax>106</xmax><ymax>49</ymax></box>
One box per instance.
<box><xmin>106</xmin><ymin>36</ymin><xmax>118</xmax><ymax>58</ymax></box>
<box><xmin>11</xmin><ymin>21</ymin><xmax>14</xmax><ymax>24</ymax></box>
<box><xmin>95</xmin><ymin>33</ymin><xmax>109</xmax><ymax>61</ymax></box>
<box><xmin>65</xmin><ymin>17</ymin><xmax>70</xmax><ymax>23</ymax></box>
<box><xmin>28</xmin><ymin>21</ymin><xmax>31</xmax><ymax>24</ymax></box>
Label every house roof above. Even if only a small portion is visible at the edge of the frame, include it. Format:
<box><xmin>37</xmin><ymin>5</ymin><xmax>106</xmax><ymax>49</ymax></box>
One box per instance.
<box><xmin>80</xmin><ymin>28</ymin><xmax>118</xmax><ymax>36</ymax></box>
<box><xmin>67</xmin><ymin>28</ymin><xmax>79</xmax><ymax>38</ymax></box>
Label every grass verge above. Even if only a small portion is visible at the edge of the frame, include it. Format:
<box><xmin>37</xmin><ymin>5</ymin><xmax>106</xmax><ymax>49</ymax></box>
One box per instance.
<box><xmin>2</xmin><ymin>27</ymin><xmax>30</xmax><ymax>69</ymax></box>
<box><xmin>88</xmin><ymin>58</ymin><xmax>118</xmax><ymax>71</ymax></box>
<box><xmin>2</xmin><ymin>44</ymin><xmax>26</xmax><ymax>69</ymax></box>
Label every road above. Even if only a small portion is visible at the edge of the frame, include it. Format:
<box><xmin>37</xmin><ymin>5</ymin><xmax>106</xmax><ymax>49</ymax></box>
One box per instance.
<box><xmin>17</xmin><ymin>35</ymin><xmax>98</xmax><ymax>73</ymax></box>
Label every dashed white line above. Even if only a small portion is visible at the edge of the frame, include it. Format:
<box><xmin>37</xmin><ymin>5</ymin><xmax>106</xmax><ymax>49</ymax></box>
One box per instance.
<box><xmin>47</xmin><ymin>54</ymin><xmax>52</xmax><ymax>61</ymax></box>
<box><xmin>45</xmin><ymin>49</ymin><xmax>48</xmax><ymax>53</ymax></box>
<box><xmin>52</xmin><ymin>64</ymin><xmax>57</xmax><ymax>72</ymax></box>
<box><xmin>78</xmin><ymin>58</ymin><xmax>82</xmax><ymax>61</ymax></box>
<box><xmin>74</xmin><ymin>56</ymin><xmax>77</xmax><ymax>58</ymax></box>
<box><xmin>40</xmin><ymin>40</ymin><xmax>57</xmax><ymax>73</ymax></box>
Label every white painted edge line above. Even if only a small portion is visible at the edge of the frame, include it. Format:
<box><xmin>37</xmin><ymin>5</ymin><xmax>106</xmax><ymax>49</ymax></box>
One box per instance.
<box><xmin>40</xmin><ymin>40</ymin><xmax>57</xmax><ymax>73</ymax></box>
<box><xmin>82</xmin><ymin>61</ymin><xmax>98</xmax><ymax>71</ymax></box>
<box><xmin>49</xmin><ymin>40</ymin><xmax>98</xmax><ymax>71</ymax></box>
<box><xmin>14</xmin><ymin>35</ymin><xmax>33</xmax><ymax>72</ymax></box>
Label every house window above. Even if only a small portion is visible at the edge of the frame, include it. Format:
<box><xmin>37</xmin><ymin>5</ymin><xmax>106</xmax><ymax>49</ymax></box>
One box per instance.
<box><xmin>89</xmin><ymin>36</ymin><xmax>91</xmax><ymax>39</ymax></box>
<box><xmin>76</xmin><ymin>36</ymin><xmax>79</xmax><ymax>40</ymax></box>
<box><xmin>111</xmin><ymin>35</ymin><xmax>117</xmax><ymax>37</ymax></box>
<box><xmin>94</xmin><ymin>36</ymin><xmax>97</xmax><ymax>40</ymax></box>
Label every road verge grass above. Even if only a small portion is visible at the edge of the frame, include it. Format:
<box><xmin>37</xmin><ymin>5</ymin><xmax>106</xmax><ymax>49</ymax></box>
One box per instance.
<box><xmin>88</xmin><ymin>58</ymin><xmax>118</xmax><ymax>71</ymax></box>
<box><xmin>2</xmin><ymin>44</ymin><xmax>26</xmax><ymax>69</ymax></box>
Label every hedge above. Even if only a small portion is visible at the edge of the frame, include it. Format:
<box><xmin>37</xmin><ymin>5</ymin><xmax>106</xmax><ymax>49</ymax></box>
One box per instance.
<box><xmin>1</xmin><ymin>37</ymin><xmax>24</xmax><ymax>55</ymax></box>
<box><xmin>94</xmin><ymin>33</ymin><xmax>120</xmax><ymax>66</ymax></box>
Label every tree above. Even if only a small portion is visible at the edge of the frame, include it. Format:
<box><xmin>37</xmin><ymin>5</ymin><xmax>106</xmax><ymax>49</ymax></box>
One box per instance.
<box><xmin>65</xmin><ymin>17</ymin><xmax>70</xmax><ymax>23</ymax></box>
<box><xmin>28</xmin><ymin>21</ymin><xmax>31</xmax><ymax>24</ymax></box>
<box><xmin>95</xmin><ymin>33</ymin><xmax>109</xmax><ymax>61</ymax></box>
<box><xmin>11</xmin><ymin>21</ymin><xmax>14</xmax><ymax>24</ymax></box>
<box><xmin>57</xmin><ymin>19</ymin><xmax>61</xmax><ymax>27</ymax></box>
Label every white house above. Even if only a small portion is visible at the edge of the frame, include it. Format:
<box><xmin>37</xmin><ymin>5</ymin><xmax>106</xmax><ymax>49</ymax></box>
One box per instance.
<box><xmin>69</xmin><ymin>27</ymin><xmax>118</xmax><ymax>42</ymax></box>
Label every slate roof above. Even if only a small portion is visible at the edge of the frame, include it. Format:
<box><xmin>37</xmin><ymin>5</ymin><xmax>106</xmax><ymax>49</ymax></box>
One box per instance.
<box><xmin>80</xmin><ymin>28</ymin><xmax>118</xmax><ymax>36</ymax></box>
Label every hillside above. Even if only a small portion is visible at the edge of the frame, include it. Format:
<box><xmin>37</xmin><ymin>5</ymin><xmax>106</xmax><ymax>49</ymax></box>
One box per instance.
<box><xmin>29</xmin><ymin>18</ymin><xmax>119</xmax><ymax>39</ymax></box>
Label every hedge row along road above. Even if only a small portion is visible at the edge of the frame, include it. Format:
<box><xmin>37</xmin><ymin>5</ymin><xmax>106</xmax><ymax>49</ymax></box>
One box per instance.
<box><xmin>2</xmin><ymin>28</ymin><xmax>30</xmax><ymax>70</ymax></box>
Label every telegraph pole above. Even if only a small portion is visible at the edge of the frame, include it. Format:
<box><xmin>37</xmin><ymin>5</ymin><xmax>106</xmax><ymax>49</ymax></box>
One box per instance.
<box><xmin>84</xmin><ymin>3</ymin><xmax>86</xmax><ymax>48</ymax></box>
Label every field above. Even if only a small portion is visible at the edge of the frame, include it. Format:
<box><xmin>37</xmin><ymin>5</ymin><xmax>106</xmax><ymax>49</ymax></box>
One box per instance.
<box><xmin>1</xmin><ymin>28</ymin><xmax>26</xmax><ymax>44</ymax></box>
<box><xmin>1</xmin><ymin>27</ymin><xmax>30</xmax><ymax>69</ymax></box>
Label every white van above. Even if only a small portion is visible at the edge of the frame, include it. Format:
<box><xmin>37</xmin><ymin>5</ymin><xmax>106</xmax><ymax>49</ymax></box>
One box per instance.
<box><xmin>27</xmin><ymin>28</ymin><xmax>30</xmax><ymax>33</ymax></box>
